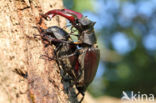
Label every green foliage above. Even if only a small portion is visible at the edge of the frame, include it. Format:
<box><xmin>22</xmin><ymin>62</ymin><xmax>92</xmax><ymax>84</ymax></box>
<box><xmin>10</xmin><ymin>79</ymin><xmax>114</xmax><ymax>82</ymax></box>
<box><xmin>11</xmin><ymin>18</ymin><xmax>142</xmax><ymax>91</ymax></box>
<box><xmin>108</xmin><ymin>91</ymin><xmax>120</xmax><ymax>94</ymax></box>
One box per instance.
<box><xmin>73</xmin><ymin>0</ymin><xmax>94</xmax><ymax>12</ymax></box>
<box><xmin>63</xmin><ymin>0</ymin><xmax>94</xmax><ymax>12</ymax></box>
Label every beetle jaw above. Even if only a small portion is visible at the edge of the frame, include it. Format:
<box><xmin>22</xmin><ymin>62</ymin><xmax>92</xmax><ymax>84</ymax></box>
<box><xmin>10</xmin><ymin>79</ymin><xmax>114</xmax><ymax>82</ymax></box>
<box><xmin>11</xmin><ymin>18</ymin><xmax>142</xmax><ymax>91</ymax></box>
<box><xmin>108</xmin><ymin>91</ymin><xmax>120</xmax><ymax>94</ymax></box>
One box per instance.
<box><xmin>43</xmin><ymin>9</ymin><xmax>83</xmax><ymax>24</ymax></box>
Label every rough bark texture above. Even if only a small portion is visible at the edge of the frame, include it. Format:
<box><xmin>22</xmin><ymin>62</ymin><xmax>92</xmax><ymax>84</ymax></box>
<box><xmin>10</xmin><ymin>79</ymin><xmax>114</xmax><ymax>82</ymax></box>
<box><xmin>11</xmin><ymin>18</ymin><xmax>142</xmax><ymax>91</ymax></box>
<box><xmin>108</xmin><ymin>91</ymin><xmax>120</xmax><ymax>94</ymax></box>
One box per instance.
<box><xmin>0</xmin><ymin>0</ymin><xmax>69</xmax><ymax>103</ymax></box>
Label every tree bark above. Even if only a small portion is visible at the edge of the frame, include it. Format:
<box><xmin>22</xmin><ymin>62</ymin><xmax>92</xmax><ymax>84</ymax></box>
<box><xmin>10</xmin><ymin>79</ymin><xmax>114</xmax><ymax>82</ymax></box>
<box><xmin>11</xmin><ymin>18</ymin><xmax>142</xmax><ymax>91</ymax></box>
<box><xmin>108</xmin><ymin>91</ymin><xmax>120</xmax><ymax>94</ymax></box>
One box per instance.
<box><xmin>0</xmin><ymin>0</ymin><xmax>69</xmax><ymax>103</ymax></box>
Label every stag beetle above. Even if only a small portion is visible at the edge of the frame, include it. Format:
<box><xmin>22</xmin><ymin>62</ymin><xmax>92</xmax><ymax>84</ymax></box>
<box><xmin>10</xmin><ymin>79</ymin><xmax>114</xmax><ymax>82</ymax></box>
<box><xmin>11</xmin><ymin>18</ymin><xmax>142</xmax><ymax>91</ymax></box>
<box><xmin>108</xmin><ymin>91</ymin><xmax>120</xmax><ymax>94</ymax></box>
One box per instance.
<box><xmin>42</xmin><ymin>9</ymin><xmax>100</xmax><ymax>102</ymax></box>
<box><xmin>35</xmin><ymin>26</ymin><xmax>80</xmax><ymax>77</ymax></box>
<box><xmin>36</xmin><ymin>25</ymin><xmax>85</xmax><ymax>102</ymax></box>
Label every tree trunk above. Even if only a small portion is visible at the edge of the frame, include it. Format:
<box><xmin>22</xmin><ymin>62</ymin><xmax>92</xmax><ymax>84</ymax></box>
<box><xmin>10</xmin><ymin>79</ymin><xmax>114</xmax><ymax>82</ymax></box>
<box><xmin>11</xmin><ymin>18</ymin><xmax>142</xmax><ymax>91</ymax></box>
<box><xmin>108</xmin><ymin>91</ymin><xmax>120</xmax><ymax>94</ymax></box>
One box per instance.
<box><xmin>0</xmin><ymin>0</ymin><xmax>69</xmax><ymax>103</ymax></box>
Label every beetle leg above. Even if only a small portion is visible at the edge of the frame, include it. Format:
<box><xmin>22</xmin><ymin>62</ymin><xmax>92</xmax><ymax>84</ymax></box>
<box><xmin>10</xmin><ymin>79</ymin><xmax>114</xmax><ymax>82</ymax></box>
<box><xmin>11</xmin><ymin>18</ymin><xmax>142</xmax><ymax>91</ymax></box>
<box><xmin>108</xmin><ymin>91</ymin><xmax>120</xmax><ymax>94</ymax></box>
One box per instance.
<box><xmin>58</xmin><ymin>47</ymin><xmax>86</xmax><ymax>59</ymax></box>
<box><xmin>59</xmin><ymin>49</ymin><xmax>79</xmax><ymax>59</ymax></box>
<box><xmin>40</xmin><ymin>47</ymin><xmax>78</xmax><ymax>61</ymax></box>
<box><xmin>41</xmin><ymin>45</ymin><xmax>83</xmax><ymax>62</ymax></box>
<box><xmin>54</xmin><ymin>44</ymin><xmax>62</xmax><ymax>53</ymax></box>
<box><xmin>70</xmin><ymin>25</ymin><xmax>75</xmax><ymax>34</ymax></box>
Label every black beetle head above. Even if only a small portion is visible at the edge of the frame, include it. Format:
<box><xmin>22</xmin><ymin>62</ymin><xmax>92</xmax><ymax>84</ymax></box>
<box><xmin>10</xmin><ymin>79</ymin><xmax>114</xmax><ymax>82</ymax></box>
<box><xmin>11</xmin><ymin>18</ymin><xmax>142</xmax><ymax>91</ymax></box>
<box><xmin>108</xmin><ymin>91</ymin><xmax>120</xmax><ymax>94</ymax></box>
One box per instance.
<box><xmin>45</xmin><ymin>26</ymin><xmax>69</xmax><ymax>40</ymax></box>
<box><xmin>78</xmin><ymin>17</ymin><xmax>96</xmax><ymax>30</ymax></box>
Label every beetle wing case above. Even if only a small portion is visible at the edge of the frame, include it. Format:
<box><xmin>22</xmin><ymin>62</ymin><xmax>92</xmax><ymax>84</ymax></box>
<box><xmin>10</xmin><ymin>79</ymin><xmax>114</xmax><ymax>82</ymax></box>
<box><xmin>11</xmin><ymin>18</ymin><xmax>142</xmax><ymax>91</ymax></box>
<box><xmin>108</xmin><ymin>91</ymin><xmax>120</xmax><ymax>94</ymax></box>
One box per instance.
<box><xmin>78</xmin><ymin>47</ymin><xmax>100</xmax><ymax>89</ymax></box>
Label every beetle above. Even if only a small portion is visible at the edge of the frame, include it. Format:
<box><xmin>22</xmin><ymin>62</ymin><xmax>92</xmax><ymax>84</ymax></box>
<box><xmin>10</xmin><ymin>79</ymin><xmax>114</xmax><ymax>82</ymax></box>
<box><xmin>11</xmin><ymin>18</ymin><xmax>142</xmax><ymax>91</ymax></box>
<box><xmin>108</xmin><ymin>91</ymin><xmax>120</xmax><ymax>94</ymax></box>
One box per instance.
<box><xmin>35</xmin><ymin>26</ymin><xmax>79</xmax><ymax>76</ymax></box>
<box><xmin>42</xmin><ymin>9</ymin><xmax>100</xmax><ymax>102</ymax></box>
<box><xmin>35</xmin><ymin>26</ymin><xmax>82</xmax><ymax>85</ymax></box>
<box><xmin>35</xmin><ymin>25</ymin><xmax>85</xmax><ymax>102</ymax></box>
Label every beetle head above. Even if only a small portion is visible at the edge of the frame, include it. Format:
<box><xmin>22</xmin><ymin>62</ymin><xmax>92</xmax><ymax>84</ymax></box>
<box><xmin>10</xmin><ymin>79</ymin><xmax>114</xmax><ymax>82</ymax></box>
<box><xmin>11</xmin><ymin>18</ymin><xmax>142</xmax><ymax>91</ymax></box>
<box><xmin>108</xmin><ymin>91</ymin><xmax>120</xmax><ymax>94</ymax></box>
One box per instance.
<box><xmin>78</xmin><ymin>17</ymin><xmax>96</xmax><ymax>30</ymax></box>
<box><xmin>45</xmin><ymin>26</ymin><xmax>69</xmax><ymax>40</ymax></box>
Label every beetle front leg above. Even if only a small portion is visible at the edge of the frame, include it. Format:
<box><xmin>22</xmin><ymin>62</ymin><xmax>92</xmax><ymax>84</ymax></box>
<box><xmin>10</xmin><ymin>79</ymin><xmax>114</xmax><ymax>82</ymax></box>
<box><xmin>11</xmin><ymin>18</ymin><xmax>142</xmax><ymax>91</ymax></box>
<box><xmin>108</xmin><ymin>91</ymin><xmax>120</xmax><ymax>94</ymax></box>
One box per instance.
<box><xmin>58</xmin><ymin>47</ymin><xmax>86</xmax><ymax>60</ymax></box>
<box><xmin>40</xmin><ymin>47</ymin><xmax>78</xmax><ymax>61</ymax></box>
<box><xmin>58</xmin><ymin>49</ymin><xmax>80</xmax><ymax>59</ymax></box>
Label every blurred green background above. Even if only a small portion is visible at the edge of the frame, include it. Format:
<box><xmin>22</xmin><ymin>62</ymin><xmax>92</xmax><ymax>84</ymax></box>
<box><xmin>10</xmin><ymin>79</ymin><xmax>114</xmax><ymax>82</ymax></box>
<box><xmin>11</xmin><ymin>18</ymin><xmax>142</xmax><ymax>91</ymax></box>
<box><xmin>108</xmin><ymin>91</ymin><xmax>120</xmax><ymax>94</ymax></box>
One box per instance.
<box><xmin>63</xmin><ymin>0</ymin><xmax>156</xmax><ymax>98</ymax></box>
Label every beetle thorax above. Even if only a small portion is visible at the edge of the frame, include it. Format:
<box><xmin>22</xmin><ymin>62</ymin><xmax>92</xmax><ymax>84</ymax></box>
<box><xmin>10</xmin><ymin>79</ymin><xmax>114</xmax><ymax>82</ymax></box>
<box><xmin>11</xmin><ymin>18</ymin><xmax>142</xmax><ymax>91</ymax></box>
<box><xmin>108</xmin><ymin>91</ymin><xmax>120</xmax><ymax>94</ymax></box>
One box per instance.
<box><xmin>79</xmin><ymin>29</ymin><xmax>97</xmax><ymax>45</ymax></box>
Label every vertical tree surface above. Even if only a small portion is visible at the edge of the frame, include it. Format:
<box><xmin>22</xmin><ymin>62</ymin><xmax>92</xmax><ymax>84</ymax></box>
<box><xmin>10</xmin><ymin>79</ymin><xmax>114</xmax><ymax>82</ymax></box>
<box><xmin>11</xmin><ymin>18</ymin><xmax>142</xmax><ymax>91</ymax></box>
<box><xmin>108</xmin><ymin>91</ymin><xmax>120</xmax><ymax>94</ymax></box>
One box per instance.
<box><xmin>0</xmin><ymin>0</ymin><xmax>69</xmax><ymax>102</ymax></box>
